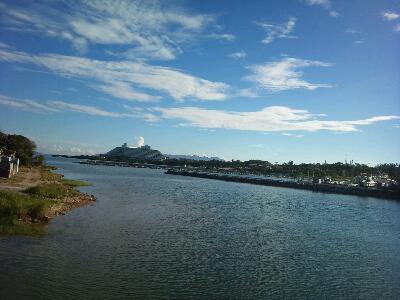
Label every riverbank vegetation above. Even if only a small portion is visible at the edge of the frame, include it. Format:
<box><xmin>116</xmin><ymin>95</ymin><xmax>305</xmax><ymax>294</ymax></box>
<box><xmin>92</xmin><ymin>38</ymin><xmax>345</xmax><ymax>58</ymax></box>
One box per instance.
<box><xmin>63</xmin><ymin>153</ymin><xmax>400</xmax><ymax>182</ymax></box>
<box><xmin>0</xmin><ymin>166</ymin><xmax>93</xmax><ymax>236</ymax></box>
<box><xmin>0</xmin><ymin>132</ymin><xmax>94</xmax><ymax>236</ymax></box>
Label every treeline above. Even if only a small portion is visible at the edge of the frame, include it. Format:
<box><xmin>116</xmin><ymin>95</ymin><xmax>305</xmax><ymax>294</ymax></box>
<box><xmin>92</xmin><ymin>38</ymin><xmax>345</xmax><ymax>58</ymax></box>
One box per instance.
<box><xmin>0</xmin><ymin>131</ymin><xmax>43</xmax><ymax>166</ymax></box>
<box><xmin>66</xmin><ymin>154</ymin><xmax>400</xmax><ymax>181</ymax></box>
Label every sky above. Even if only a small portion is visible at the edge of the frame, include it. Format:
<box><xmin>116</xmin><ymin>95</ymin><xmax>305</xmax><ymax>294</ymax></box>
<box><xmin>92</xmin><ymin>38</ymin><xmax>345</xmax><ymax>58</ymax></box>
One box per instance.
<box><xmin>0</xmin><ymin>0</ymin><xmax>399</xmax><ymax>164</ymax></box>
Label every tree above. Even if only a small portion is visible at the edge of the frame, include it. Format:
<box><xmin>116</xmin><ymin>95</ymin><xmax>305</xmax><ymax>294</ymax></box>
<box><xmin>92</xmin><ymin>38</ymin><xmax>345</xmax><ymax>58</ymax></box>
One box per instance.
<box><xmin>0</xmin><ymin>132</ymin><xmax>37</xmax><ymax>165</ymax></box>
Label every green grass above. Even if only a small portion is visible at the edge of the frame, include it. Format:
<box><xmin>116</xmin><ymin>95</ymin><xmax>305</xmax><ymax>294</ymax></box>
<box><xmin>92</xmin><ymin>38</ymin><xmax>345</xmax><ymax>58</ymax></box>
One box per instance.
<box><xmin>40</xmin><ymin>167</ymin><xmax>63</xmax><ymax>181</ymax></box>
<box><xmin>62</xmin><ymin>179</ymin><xmax>91</xmax><ymax>187</ymax></box>
<box><xmin>24</xmin><ymin>183</ymin><xmax>77</xmax><ymax>199</ymax></box>
<box><xmin>0</xmin><ymin>191</ymin><xmax>54</xmax><ymax>225</ymax></box>
<box><xmin>1</xmin><ymin>167</ymin><xmax>92</xmax><ymax>237</ymax></box>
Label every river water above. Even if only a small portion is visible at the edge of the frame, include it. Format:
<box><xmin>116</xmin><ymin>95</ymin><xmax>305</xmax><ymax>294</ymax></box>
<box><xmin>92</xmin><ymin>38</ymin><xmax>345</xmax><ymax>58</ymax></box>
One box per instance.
<box><xmin>1</xmin><ymin>157</ymin><xmax>399</xmax><ymax>299</ymax></box>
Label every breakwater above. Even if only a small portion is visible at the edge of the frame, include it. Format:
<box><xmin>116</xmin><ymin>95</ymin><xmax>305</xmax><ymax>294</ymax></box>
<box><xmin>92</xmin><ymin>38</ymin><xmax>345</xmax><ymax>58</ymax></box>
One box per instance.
<box><xmin>165</xmin><ymin>170</ymin><xmax>400</xmax><ymax>200</ymax></box>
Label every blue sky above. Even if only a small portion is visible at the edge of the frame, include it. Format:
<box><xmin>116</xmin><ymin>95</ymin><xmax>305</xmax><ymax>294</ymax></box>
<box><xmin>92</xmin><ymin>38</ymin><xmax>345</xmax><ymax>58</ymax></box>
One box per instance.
<box><xmin>0</xmin><ymin>0</ymin><xmax>399</xmax><ymax>164</ymax></box>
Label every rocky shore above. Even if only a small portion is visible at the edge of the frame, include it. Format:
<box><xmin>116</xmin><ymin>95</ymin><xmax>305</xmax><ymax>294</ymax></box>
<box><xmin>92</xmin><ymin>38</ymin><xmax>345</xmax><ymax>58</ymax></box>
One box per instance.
<box><xmin>34</xmin><ymin>193</ymin><xmax>96</xmax><ymax>223</ymax></box>
<box><xmin>166</xmin><ymin>170</ymin><xmax>400</xmax><ymax>200</ymax></box>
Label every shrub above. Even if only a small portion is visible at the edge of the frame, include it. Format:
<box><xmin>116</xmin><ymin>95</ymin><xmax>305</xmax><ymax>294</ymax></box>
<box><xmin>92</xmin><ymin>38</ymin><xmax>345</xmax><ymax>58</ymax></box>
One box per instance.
<box><xmin>24</xmin><ymin>183</ymin><xmax>76</xmax><ymax>199</ymax></box>
<box><xmin>0</xmin><ymin>191</ymin><xmax>51</xmax><ymax>224</ymax></box>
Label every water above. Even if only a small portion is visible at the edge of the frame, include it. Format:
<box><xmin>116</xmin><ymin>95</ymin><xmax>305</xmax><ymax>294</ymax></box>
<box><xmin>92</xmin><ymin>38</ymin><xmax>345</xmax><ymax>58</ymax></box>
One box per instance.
<box><xmin>1</xmin><ymin>157</ymin><xmax>399</xmax><ymax>299</ymax></box>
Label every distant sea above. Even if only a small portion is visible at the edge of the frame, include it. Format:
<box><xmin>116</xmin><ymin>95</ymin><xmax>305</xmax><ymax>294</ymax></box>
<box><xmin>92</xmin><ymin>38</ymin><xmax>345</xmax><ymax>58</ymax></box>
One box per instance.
<box><xmin>1</xmin><ymin>156</ymin><xmax>399</xmax><ymax>299</ymax></box>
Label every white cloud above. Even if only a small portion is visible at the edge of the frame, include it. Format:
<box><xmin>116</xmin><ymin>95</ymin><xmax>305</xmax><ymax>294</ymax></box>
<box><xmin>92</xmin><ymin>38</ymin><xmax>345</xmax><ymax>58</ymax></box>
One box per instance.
<box><xmin>329</xmin><ymin>11</ymin><xmax>339</xmax><ymax>18</ymax></box>
<box><xmin>256</xmin><ymin>17</ymin><xmax>297</xmax><ymax>44</ymax></box>
<box><xmin>0</xmin><ymin>42</ymin><xmax>11</xmax><ymax>48</ymax></box>
<box><xmin>135</xmin><ymin>136</ymin><xmax>145</xmax><ymax>147</ymax></box>
<box><xmin>281</xmin><ymin>133</ymin><xmax>304</xmax><ymax>138</ymax></box>
<box><xmin>382</xmin><ymin>11</ymin><xmax>400</xmax><ymax>21</ymax></box>
<box><xmin>345</xmin><ymin>28</ymin><xmax>364</xmax><ymax>44</ymax></box>
<box><xmin>0</xmin><ymin>48</ymin><xmax>229</xmax><ymax>101</ymax></box>
<box><xmin>0</xmin><ymin>94</ymin><xmax>58</xmax><ymax>112</ymax></box>
<box><xmin>0</xmin><ymin>94</ymin><xmax>151</xmax><ymax>120</ymax></box>
<box><xmin>39</xmin><ymin>143</ymin><xmax>97</xmax><ymax>155</ymax></box>
<box><xmin>237</xmin><ymin>88</ymin><xmax>259</xmax><ymax>98</ymax></box>
<box><xmin>122</xmin><ymin>105</ymin><xmax>160</xmax><ymax>122</ymax></box>
<box><xmin>49</xmin><ymin>101</ymin><xmax>130</xmax><ymax>117</ymax></box>
<box><xmin>345</xmin><ymin>28</ymin><xmax>361</xmax><ymax>34</ymax></box>
<box><xmin>245</xmin><ymin>57</ymin><xmax>333</xmax><ymax>92</ymax></box>
<box><xmin>153</xmin><ymin>105</ymin><xmax>399</xmax><ymax>133</ymax></box>
<box><xmin>382</xmin><ymin>11</ymin><xmax>400</xmax><ymax>33</ymax></box>
<box><xmin>95</xmin><ymin>82</ymin><xmax>160</xmax><ymax>102</ymax></box>
<box><xmin>229</xmin><ymin>50</ymin><xmax>247</xmax><ymax>59</ymax></box>
<box><xmin>0</xmin><ymin>0</ymin><xmax>218</xmax><ymax>60</ymax></box>
<box><xmin>207</xmin><ymin>33</ymin><xmax>236</xmax><ymax>41</ymax></box>
<box><xmin>305</xmin><ymin>0</ymin><xmax>331</xmax><ymax>9</ymax></box>
<box><xmin>304</xmin><ymin>0</ymin><xmax>338</xmax><ymax>17</ymax></box>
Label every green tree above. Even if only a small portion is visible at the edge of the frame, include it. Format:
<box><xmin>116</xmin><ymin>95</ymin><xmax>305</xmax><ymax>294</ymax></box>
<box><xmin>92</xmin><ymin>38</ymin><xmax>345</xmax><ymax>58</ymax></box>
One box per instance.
<box><xmin>0</xmin><ymin>132</ymin><xmax>37</xmax><ymax>165</ymax></box>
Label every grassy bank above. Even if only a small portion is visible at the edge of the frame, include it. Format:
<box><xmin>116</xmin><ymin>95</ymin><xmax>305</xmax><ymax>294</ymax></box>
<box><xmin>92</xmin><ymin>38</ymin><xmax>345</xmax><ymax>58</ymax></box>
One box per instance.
<box><xmin>0</xmin><ymin>166</ymin><xmax>93</xmax><ymax>236</ymax></box>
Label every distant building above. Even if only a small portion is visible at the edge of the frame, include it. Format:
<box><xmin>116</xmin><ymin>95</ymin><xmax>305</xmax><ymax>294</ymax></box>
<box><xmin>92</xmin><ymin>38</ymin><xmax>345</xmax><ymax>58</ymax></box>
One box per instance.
<box><xmin>0</xmin><ymin>149</ymin><xmax>19</xmax><ymax>178</ymax></box>
<box><xmin>106</xmin><ymin>143</ymin><xmax>164</xmax><ymax>161</ymax></box>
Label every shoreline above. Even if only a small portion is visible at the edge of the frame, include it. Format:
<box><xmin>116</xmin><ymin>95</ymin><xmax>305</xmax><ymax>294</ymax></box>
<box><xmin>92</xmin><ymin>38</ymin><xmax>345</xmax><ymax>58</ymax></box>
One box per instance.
<box><xmin>0</xmin><ymin>165</ymin><xmax>96</xmax><ymax>235</ymax></box>
<box><xmin>166</xmin><ymin>170</ymin><xmax>400</xmax><ymax>200</ymax></box>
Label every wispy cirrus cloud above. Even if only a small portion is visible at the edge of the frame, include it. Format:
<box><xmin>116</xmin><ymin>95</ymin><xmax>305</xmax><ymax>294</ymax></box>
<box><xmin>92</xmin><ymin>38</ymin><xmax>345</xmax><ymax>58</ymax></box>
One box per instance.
<box><xmin>256</xmin><ymin>17</ymin><xmax>297</xmax><ymax>44</ymax></box>
<box><xmin>245</xmin><ymin>57</ymin><xmax>333</xmax><ymax>92</ymax></box>
<box><xmin>94</xmin><ymin>82</ymin><xmax>161</xmax><ymax>102</ymax></box>
<box><xmin>0</xmin><ymin>0</ymin><xmax>229</xmax><ymax>60</ymax></box>
<box><xmin>345</xmin><ymin>28</ymin><xmax>364</xmax><ymax>44</ymax></box>
<box><xmin>2</xmin><ymin>94</ymin><xmax>399</xmax><ymax>134</ymax></box>
<box><xmin>236</xmin><ymin>88</ymin><xmax>259</xmax><ymax>98</ymax></box>
<box><xmin>49</xmin><ymin>101</ymin><xmax>131</xmax><ymax>118</ymax></box>
<box><xmin>304</xmin><ymin>0</ymin><xmax>339</xmax><ymax>17</ymax></box>
<box><xmin>0</xmin><ymin>48</ymin><xmax>229</xmax><ymax>101</ymax></box>
<box><xmin>0</xmin><ymin>94</ymin><xmax>155</xmax><ymax>121</ymax></box>
<box><xmin>206</xmin><ymin>33</ymin><xmax>236</xmax><ymax>42</ymax></box>
<box><xmin>345</xmin><ymin>28</ymin><xmax>361</xmax><ymax>34</ymax></box>
<box><xmin>281</xmin><ymin>133</ymin><xmax>304</xmax><ymax>138</ymax></box>
<box><xmin>229</xmin><ymin>50</ymin><xmax>247</xmax><ymax>59</ymax></box>
<box><xmin>153</xmin><ymin>106</ymin><xmax>399</xmax><ymax>133</ymax></box>
<box><xmin>0</xmin><ymin>94</ymin><xmax>58</xmax><ymax>113</ymax></box>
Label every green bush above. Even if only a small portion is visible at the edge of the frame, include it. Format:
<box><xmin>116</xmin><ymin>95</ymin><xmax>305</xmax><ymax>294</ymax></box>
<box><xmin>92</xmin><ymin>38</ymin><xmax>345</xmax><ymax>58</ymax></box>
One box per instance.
<box><xmin>0</xmin><ymin>191</ymin><xmax>51</xmax><ymax>224</ymax></box>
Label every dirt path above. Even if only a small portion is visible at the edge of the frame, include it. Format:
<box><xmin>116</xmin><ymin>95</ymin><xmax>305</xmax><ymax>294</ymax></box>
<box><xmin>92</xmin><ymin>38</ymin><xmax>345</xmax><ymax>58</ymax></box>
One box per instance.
<box><xmin>0</xmin><ymin>167</ymin><xmax>42</xmax><ymax>191</ymax></box>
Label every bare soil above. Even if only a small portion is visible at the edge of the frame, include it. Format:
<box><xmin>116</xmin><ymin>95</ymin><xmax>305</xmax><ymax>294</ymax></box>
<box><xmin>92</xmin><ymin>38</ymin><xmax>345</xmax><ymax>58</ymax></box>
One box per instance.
<box><xmin>0</xmin><ymin>166</ymin><xmax>41</xmax><ymax>191</ymax></box>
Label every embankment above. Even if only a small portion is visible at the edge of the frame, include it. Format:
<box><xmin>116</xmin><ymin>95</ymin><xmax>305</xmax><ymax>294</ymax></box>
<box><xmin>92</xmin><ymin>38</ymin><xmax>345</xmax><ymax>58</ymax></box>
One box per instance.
<box><xmin>165</xmin><ymin>170</ymin><xmax>400</xmax><ymax>200</ymax></box>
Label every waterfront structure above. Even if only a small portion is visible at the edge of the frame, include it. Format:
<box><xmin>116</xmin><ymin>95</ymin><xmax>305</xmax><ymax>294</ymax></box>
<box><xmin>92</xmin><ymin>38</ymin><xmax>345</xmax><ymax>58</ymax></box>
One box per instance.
<box><xmin>106</xmin><ymin>143</ymin><xmax>164</xmax><ymax>161</ymax></box>
<box><xmin>0</xmin><ymin>149</ymin><xmax>19</xmax><ymax>178</ymax></box>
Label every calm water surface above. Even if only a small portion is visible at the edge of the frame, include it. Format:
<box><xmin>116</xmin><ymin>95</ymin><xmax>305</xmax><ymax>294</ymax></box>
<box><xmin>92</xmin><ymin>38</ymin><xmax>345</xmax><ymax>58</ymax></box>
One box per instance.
<box><xmin>1</xmin><ymin>157</ymin><xmax>399</xmax><ymax>299</ymax></box>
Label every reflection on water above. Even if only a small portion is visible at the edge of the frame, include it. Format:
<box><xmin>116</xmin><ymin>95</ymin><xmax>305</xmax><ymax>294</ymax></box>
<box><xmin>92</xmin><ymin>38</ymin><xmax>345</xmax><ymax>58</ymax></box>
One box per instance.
<box><xmin>1</xmin><ymin>157</ymin><xmax>399</xmax><ymax>299</ymax></box>
<box><xmin>0</xmin><ymin>222</ymin><xmax>47</xmax><ymax>237</ymax></box>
